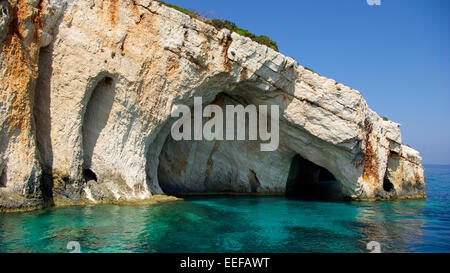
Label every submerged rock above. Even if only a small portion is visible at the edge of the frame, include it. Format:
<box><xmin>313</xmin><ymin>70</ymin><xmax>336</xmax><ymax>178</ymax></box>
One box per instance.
<box><xmin>0</xmin><ymin>0</ymin><xmax>425</xmax><ymax>210</ymax></box>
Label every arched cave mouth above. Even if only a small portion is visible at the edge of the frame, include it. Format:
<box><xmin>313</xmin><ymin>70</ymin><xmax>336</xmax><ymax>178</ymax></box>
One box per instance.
<box><xmin>155</xmin><ymin>92</ymin><xmax>343</xmax><ymax>201</ymax></box>
<box><xmin>81</xmin><ymin>76</ymin><xmax>116</xmax><ymax>182</ymax></box>
<box><xmin>155</xmin><ymin>91</ymin><xmax>274</xmax><ymax>196</ymax></box>
<box><xmin>285</xmin><ymin>154</ymin><xmax>343</xmax><ymax>201</ymax></box>
<box><xmin>83</xmin><ymin>168</ymin><xmax>98</xmax><ymax>182</ymax></box>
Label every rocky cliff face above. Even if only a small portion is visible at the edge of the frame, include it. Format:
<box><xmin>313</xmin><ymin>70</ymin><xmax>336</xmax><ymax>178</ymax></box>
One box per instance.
<box><xmin>0</xmin><ymin>0</ymin><xmax>426</xmax><ymax>210</ymax></box>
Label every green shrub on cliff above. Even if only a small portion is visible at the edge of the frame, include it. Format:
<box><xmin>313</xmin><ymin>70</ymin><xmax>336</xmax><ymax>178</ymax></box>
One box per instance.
<box><xmin>207</xmin><ymin>19</ymin><xmax>279</xmax><ymax>52</ymax></box>
<box><xmin>158</xmin><ymin>1</ymin><xmax>279</xmax><ymax>52</ymax></box>
<box><xmin>159</xmin><ymin>1</ymin><xmax>201</xmax><ymax>19</ymax></box>
<box><xmin>252</xmin><ymin>35</ymin><xmax>279</xmax><ymax>52</ymax></box>
<box><xmin>304</xmin><ymin>66</ymin><xmax>317</xmax><ymax>74</ymax></box>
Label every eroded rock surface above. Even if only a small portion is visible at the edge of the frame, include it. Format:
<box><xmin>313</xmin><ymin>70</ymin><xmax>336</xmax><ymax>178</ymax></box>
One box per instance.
<box><xmin>0</xmin><ymin>0</ymin><xmax>426</xmax><ymax>210</ymax></box>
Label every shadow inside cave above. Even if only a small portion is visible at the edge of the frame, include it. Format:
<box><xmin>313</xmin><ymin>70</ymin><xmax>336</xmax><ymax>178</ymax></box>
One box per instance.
<box><xmin>82</xmin><ymin>76</ymin><xmax>116</xmax><ymax>176</ymax></box>
<box><xmin>0</xmin><ymin>167</ymin><xmax>6</xmax><ymax>188</ymax></box>
<box><xmin>286</xmin><ymin>154</ymin><xmax>344</xmax><ymax>202</ymax></box>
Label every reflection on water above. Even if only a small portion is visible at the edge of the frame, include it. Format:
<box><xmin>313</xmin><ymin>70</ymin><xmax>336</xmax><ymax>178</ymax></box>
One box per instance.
<box><xmin>0</xmin><ymin>165</ymin><xmax>449</xmax><ymax>253</ymax></box>
<box><xmin>351</xmin><ymin>201</ymin><xmax>427</xmax><ymax>252</ymax></box>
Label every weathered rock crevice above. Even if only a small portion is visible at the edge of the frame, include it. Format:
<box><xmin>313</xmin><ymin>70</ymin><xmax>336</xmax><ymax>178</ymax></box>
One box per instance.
<box><xmin>0</xmin><ymin>1</ymin><xmax>11</xmax><ymax>43</ymax></box>
<box><xmin>35</xmin><ymin>45</ymin><xmax>54</xmax><ymax>171</ymax></box>
<box><xmin>0</xmin><ymin>167</ymin><xmax>6</xmax><ymax>187</ymax></box>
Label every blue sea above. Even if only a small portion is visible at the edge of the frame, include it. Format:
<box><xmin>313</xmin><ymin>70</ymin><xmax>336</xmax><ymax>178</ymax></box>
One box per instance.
<box><xmin>0</xmin><ymin>165</ymin><xmax>449</xmax><ymax>253</ymax></box>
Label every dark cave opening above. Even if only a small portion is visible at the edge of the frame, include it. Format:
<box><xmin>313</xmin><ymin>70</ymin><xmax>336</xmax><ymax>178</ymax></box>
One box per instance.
<box><xmin>83</xmin><ymin>168</ymin><xmax>98</xmax><ymax>182</ymax></box>
<box><xmin>383</xmin><ymin>176</ymin><xmax>394</xmax><ymax>192</ymax></box>
<box><xmin>285</xmin><ymin>154</ymin><xmax>343</xmax><ymax>201</ymax></box>
<box><xmin>104</xmin><ymin>76</ymin><xmax>113</xmax><ymax>85</ymax></box>
<box><xmin>0</xmin><ymin>168</ymin><xmax>6</xmax><ymax>187</ymax></box>
<box><xmin>248</xmin><ymin>170</ymin><xmax>260</xmax><ymax>193</ymax></box>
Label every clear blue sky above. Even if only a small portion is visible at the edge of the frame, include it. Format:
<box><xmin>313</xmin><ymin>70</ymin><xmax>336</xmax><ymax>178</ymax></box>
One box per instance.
<box><xmin>166</xmin><ymin>0</ymin><xmax>450</xmax><ymax>164</ymax></box>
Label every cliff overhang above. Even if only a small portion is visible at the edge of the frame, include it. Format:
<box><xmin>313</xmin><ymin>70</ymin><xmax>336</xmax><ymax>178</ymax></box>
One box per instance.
<box><xmin>0</xmin><ymin>0</ymin><xmax>426</xmax><ymax>211</ymax></box>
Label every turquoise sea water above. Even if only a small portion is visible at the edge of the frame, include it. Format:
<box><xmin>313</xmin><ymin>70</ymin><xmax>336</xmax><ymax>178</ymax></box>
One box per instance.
<box><xmin>0</xmin><ymin>165</ymin><xmax>449</xmax><ymax>253</ymax></box>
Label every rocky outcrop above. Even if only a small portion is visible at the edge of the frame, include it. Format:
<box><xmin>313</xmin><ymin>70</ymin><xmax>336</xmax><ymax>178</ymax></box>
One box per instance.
<box><xmin>0</xmin><ymin>0</ymin><xmax>425</xmax><ymax>210</ymax></box>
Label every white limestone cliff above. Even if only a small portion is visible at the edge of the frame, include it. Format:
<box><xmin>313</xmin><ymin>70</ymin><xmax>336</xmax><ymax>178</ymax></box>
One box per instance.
<box><xmin>0</xmin><ymin>0</ymin><xmax>426</xmax><ymax>210</ymax></box>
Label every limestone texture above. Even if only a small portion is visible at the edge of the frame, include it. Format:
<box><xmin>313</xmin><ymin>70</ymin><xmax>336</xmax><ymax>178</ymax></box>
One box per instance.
<box><xmin>0</xmin><ymin>0</ymin><xmax>426</xmax><ymax>210</ymax></box>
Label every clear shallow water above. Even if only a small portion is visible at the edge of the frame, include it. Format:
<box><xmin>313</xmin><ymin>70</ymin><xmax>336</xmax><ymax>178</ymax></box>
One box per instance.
<box><xmin>0</xmin><ymin>165</ymin><xmax>449</xmax><ymax>253</ymax></box>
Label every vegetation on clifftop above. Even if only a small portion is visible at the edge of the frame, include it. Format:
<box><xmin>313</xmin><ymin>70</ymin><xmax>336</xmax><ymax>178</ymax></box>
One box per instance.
<box><xmin>208</xmin><ymin>19</ymin><xmax>279</xmax><ymax>52</ymax></box>
<box><xmin>159</xmin><ymin>1</ymin><xmax>201</xmax><ymax>19</ymax></box>
<box><xmin>158</xmin><ymin>1</ymin><xmax>279</xmax><ymax>52</ymax></box>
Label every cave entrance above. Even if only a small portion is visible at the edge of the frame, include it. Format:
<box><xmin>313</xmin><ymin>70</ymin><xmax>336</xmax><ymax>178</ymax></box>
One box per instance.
<box><xmin>83</xmin><ymin>168</ymin><xmax>98</xmax><ymax>182</ymax></box>
<box><xmin>0</xmin><ymin>167</ymin><xmax>6</xmax><ymax>187</ymax></box>
<box><xmin>383</xmin><ymin>176</ymin><xmax>394</xmax><ymax>192</ymax></box>
<box><xmin>285</xmin><ymin>154</ymin><xmax>342</xmax><ymax>201</ymax></box>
